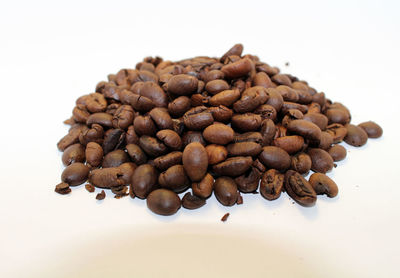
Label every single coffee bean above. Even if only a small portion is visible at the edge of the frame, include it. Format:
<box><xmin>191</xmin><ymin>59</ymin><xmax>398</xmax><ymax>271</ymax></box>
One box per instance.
<box><xmin>139</xmin><ymin>136</ymin><xmax>168</xmax><ymax>157</ymax></box>
<box><xmin>275</xmin><ymin>85</ymin><xmax>299</xmax><ymax>102</ymax></box>
<box><xmin>203</xmin><ymin>123</ymin><xmax>234</xmax><ymax>145</ymax></box>
<box><xmin>328</xmin><ymin>145</ymin><xmax>347</xmax><ymax>162</ymax></box>
<box><xmin>214</xmin><ymin>177</ymin><xmax>238</xmax><ymax>206</ymax></box>
<box><xmin>281</xmin><ymin>109</ymin><xmax>304</xmax><ymax>127</ymax></box>
<box><xmin>168</xmin><ymin>96</ymin><xmax>191</xmax><ymax>117</ymax></box>
<box><xmin>260</xmin><ymin>119</ymin><xmax>276</xmax><ymax>146</ymax></box>
<box><xmin>265</xmin><ymin>88</ymin><xmax>284</xmax><ymax>112</ymax></box>
<box><xmin>208</xmin><ymin>105</ymin><xmax>233</xmax><ymax>123</ymax></box>
<box><xmin>182</xmin><ymin>192</ymin><xmax>206</xmax><ymax>210</ymax></box>
<box><xmin>204</xmin><ymin>70</ymin><xmax>225</xmax><ymax>83</ymax></box>
<box><xmin>233</xmin><ymin>86</ymin><xmax>267</xmax><ymax>113</ymax></box>
<box><xmin>102</xmin><ymin>129</ymin><xmax>125</xmax><ymax>154</ymax></box>
<box><xmin>220</xmin><ymin>43</ymin><xmax>243</xmax><ymax>62</ymax></box>
<box><xmin>290</xmin><ymin>152</ymin><xmax>312</xmax><ymax>175</ymax></box>
<box><xmin>182</xmin><ymin>131</ymin><xmax>206</xmax><ymax>147</ymax></box>
<box><xmin>326</xmin><ymin>123</ymin><xmax>348</xmax><ymax>144</ymax></box>
<box><xmin>307</xmin><ymin>148</ymin><xmax>334</xmax><ymax>173</ymax></box>
<box><xmin>158</xmin><ymin>165</ymin><xmax>190</xmax><ymax>193</ymax></box>
<box><xmin>192</xmin><ymin>173</ymin><xmax>214</xmax><ymax>198</ymax></box>
<box><xmin>153</xmin><ymin>151</ymin><xmax>182</xmax><ymax>171</ymax></box>
<box><xmin>61</xmin><ymin>162</ymin><xmax>90</xmax><ymax>186</ymax></box>
<box><xmin>183</xmin><ymin>106</ymin><xmax>214</xmax><ymax>130</ymax></box>
<box><xmin>235</xmin><ymin>166</ymin><xmax>261</xmax><ymax>193</ymax></box>
<box><xmin>72</xmin><ymin>104</ymin><xmax>90</xmax><ymax>123</ymax></box>
<box><xmin>134</xmin><ymin>115</ymin><xmax>157</xmax><ymax>136</ymax></box>
<box><xmin>209</xmin><ymin>89</ymin><xmax>241</xmax><ymax>107</ymax></box>
<box><xmin>55</xmin><ymin>182</ymin><xmax>71</xmax><ymax>195</ymax></box>
<box><xmin>62</xmin><ymin>143</ymin><xmax>85</xmax><ymax>166</ymax></box>
<box><xmin>212</xmin><ymin>156</ymin><xmax>253</xmax><ymax>177</ymax></box>
<box><xmin>221</xmin><ymin>58</ymin><xmax>252</xmax><ymax>79</ymax></box>
<box><xmin>259</xmin><ymin>146</ymin><xmax>291</xmax><ymax>171</ymax></box>
<box><xmin>271</xmin><ymin>74</ymin><xmax>292</xmax><ymax>86</ymax></box>
<box><xmin>112</xmin><ymin>105</ymin><xmax>134</xmax><ymax>129</ymax></box>
<box><xmin>358</xmin><ymin>121</ymin><xmax>383</xmax><ymax>139</ymax></box>
<box><xmin>227</xmin><ymin>142</ymin><xmax>262</xmax><ymax>157</ymax></box>
<box><xmin>284</xmin><ymin>170</ymin><xmax>317</xmax><ymax>207</ymax></box>
<box><xmin>57</xmin><ymin>124</ymin><xmax>88</xmax><ymax>151</ymax></box>
<box><xmin>182</xmin><ymin>142</ymin><xmax>208</xmax><ymax>181</ymax></box>
<box><xmin>147</xmin><ymin>189</ymin><xmax>181</xmax><ymax>216</ymax></box>
<box><xmin>139</xmin><ymin>81</ymin><xmax>168</xmax><ymax>107</ymax></box>
<box><xmin>156</xmin><ymin>130</ymin><xmax>182</xmax><ymax>151</ymax></box>
<box><xmin>254</xmin><ymin>104</ymin><xmax>277</xmax><ymax>122</ymax></box>
<box><xmin>86</xmin><ymin>112</ymin><xmax>113</xmax><ymax>128</ymax></box>
<box><xmin>125</xmin><ymin>125</ymin><xmax>140</xmax><ymax>145</ymax></box>
<box><xmin>89</xmin><ymin>167</ymin><xmax>125</xmax><ymax>188</ymax></box>
<box><xmin>234</xmin><ymin>132</ymin><xmax>263</xmax><ymax>144</ymax></box>
<box><xmin>122</xmin><ymin>90</ymin><xmax>155</xmax><ymax>112</ymax></box>
<box><xmin>126</xmin><ymin>144</ymin><xmax>147</xmax><ymax>165</ymax></box>
<box><xmin>303</xmin><ymin>113</ymin><xmax>328</xmax><ymax>131</ymax></box>
<box><xmin>132</xmin><ymin>164</ymin><xmax>159</xmax><ymax>199</ymax></box>
<box><xmin>344</xmin><ymin>124</ymin><xmax>368</xmax><ymax>147</ymax></box>
<box><xmin>118</xmin><ymin>162</ymin><xmax>137</xmax><ymax>185</ymax></box>
<box><xmin>79</xmin><ymin>123</ymin><xmax>104</xmax><ymax>146</ymax></box>
<box><xmin>149</xmin><ymin>107</ymin><xmax>173</xmax><ymax>130</ymax></box>
<box><xmin>317</xmin><ymin>131</ymin><xmax>334</xmax><ymax>150</ymax></box>
<box><xmin>309</xmin><ymin>173</ymin><xmax>338</xmax><ymax>198</ymax></box>
<box><xmin>205</xmin><ymin>79</ymin><xmax>230</xmax><ymax>95</ymax></box>
<box><xmin>231</xmin><ymin>113</ymin><xmax>262</xmax><ymax>132</ymax></box>
<box><xmin>167</xmin><ymin>74</ymin><xmax>199</xmax><ymax>95</ymax></box>
<box><xmin>273</xmin><ymin>135</ymin><xmax>304</xmax><ymax>154</ymax></box>
<box><xmin>287</xmin><ymin>119</ymin><xmax>322</xmax><ymax>143</ymax></box>
<box><xmin>252</xmin><ymin>72</ymin><xmax>273</xmax><ymax>88</ymax></box>
<box><xmin>85</xmin><ymin>142</ymin><xmax>103</xmax><ymax>168</ymax></box>
<box><xmin>325</xmin><ymin>108</ymin><xmax>350</xmax><ymax>125</ymax></box>
<box><xmin>260</xmin><ymin>169</ymin><xmax>284</xmax><ymax>200</ymax></box>
<box><xmin>281</xmin><ymin>102</ymin><xmax>308</xmax><ymax>114</ymax></box>
<box><xmin>205</xmin><ymin>144</ymin><xmax>228</xmax><ymax>165</ymax></box>
<box><xmin>102</xmin><ymin>149</ymin><xmax>130</xmax><ymax>168</ymax></box>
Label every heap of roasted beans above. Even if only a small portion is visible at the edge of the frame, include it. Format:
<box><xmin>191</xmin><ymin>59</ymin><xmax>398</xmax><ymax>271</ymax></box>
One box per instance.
<box><xmin>56</xmin><ymin>44</ymin><xmax>383</xmax><ymax>216</ymax></box>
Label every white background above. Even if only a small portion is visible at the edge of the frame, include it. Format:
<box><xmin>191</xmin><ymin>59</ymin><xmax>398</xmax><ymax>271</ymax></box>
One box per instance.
<box><xmin>1</xmin><ymin>0</ymin><xmax>399</xmax><ymax>277</ymax></box>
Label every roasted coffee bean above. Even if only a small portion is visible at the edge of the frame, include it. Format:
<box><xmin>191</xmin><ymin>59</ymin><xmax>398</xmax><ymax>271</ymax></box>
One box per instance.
<box><xmin>358</xmin><ymin>121</ymin><xmax>383</xmax><ymax>138</ymax></box>
<box><xmin>328</xmin><ymin>145</ymin><xmax>347</xmax><ymax>162</ymax></box>
<box><xmin>231</xmin><ymin>113</ymin><xmax>262</xmax><ymax>132</ymax></box>
<box><xmin>233</xmin><ymin>132</ymin><xmax>262</xmax><ymax>144</ymax></box>
<box><xmin>235</xmin><ymin>167</ymin><xmax>261</xmax><ymax>193</ymax></box>
<box><xmin>125</xmin><ymin>125</ymin><xmax>139</xmax><ymax>145</ymax></box>
<box><xmin>307</xmin><ymin>148</ymin><xmax>334</xmax><ymax>173</ymax></box>
<box><xmin>205</xmin><ymin>79</ymin><xmax>230</xmax><ymax>95</ymax></box>
<box><xmin>102</xmin><ymin>129</ymin><xmax>125</xmax><ymax>154</ymax></box>
<box><xmin>182</xmin><ymin>192</ymin><xmax>206</xmax><ymax>210</ymax></box>
<box><xmin>168</xmin><ymin>96</ymin><xmax>191</xmax><ymax>117</ymax></box>
<box><xmin>212</xmin><ymin>156</ymin><xmax>253</xmax><ymax>177</ymax></box>
<box><xmin>265</xmin><ymin>88</ymin><xmax>284</xmax><ymax>112</ymax></box>
<box><xmin>126</xmin><ymin>144</ymin><xmax>147</xmax><ymax>165</ymax></box>
<box><xmin>149</xmin><ymin>107</ymin><xmax>173</xmax><ymax>130</ymax></box>
<box><xmin>138</xmin><ymin>81</ymin><xmax>168</xmax><ymax>107</ymax></box>
<box><xmin>271</xmin><ymin>74</ymin><xmax>292</xmax><ymax>86</ymax></box>
<box><xmin>214</xmin><ymin>177</ymin><xmax>238</xmax><ymax>206</ymax></box>
<box><xmin>89</xmin><ymin>167</ymin><xmax>125</xmax><ymax>189</ymax></box>
<box><xmin>203</xmin><ymin>123</ymin><xmax>234</xmax><ymax>145</ymax></box>
<box><xmin>182</xmin><ymin>131</ymin><xmax>206</xmax><ymax>147</ymax></box>
<box><xmin>86</xmin><ymin>112</ymin><xmax>113</xmax><ymax>128</ymax></box>
<box><xmin>132</xmin><ymin>164</ymin><xmax>159</xmax><ymax>199</ymax></box>
<box><xmin>102</xmin><ymin>149</ymin><xmax>130</xmax><ymax>168</ymax></box>
<box><xmin>273</xmin><ymin>135</ymin><xmax>304</xmax><ymax>154</ymax></box>
<box><xmin>57</xmin><ymin>124</ymin><xmax>88</xmax><ymax>151</ymax></box>
<box><xmin>221</xmin><ymin>58</ymin><xmax>252</xmax><ymax>79</ymax></box>
<box><xmin>303</xmin><ymin>113</ymin><xmax>328</xmax><ymax>131</ymax></box>
<box><xmin>62</xmin><ymin>143</ymin><xmax>85</xmax><ymax>166</ymax></box>
<box><xmin>55</xmin><ymin>182</ymin><xmax>71</xmax><ymax>195</ymax></box>
<box><xmin>287</xmin><ymin>119</ymin><xmax>321</xmax><ymax>143</ymax></box>
<box><xmin>79</xmin><ymin>123</ymin><xmax>104</xmax><ymax>145</ymax></box>
<box><xmin>281</xmin><ymin>109</ymin><xmax>304</xmax><ymax>127</ymax></box>
<box><xmin>260</xmin><ymin>119</ymin><xmax>276</xmax><ymax>146</ymax></box>
<box><xmin>118</xmin><ymin>162</ymin><xmax>137</xmax><ymax>185</ymax></box>
<box><xmin>290</xmin><ymin>152</ymin><xmax>312</xmax><ymax>175</ymax></box>
<box><xmin>85</xmin><ymin>142</ymin><xmax>103</xmax><ymax>168</ymax></box>
<box><xmin>326</xmin><ymin>123</ymin><xmax>348</xmax><ymax>144</ymax></box>
<box><xmin>204</xmin><ymin>70</ymin><xmax>225</xmax><ymax>83</ymax></box>
<box><xmin>227</xmin><ymin>142</ymin><xmax>262</xmax><ymax>157</ymax></box>
<box><xmin>325</xmin><ymin>108</ymin><xmax>350</xmax><ymax>125</ymax></box>
<box><xmin>112</xmin><ymin>105</ymin><xmax>134</xmax><ymax>129</ymax></box>
<box><xmin>167</xmin><ymin>74</ymin><xmax>199</xmax><ymax>95</ymax></box>
<box><xmin>344</xmin><ymin>124</ymin><xmax>368</xmax><ymax>147</ymax></box>
<box><xmin>147</xmin><ymin>189</ymin><xmax>181</xmax><ymax>216</ymax></box>
<box><xmin>72</xmin><ymin>104</ymin><xmax>90</xmax><ymax>123</ymax></box>
<box><xmin>159</xmin><ymin>165</ymin><xmax>190</xmax><ymax>193</ymax></box>
<box><xmin>312</xmin><ymin>92</ymin><xmax>326</xmax><ymax>108</ymax></box>
<box><xmin>153</xmin><ymin>151</ymin><xmax>182</xmax><ymax>171</ymax></box>
<box><xmin>139</xmin><ymin>136</ymin><xmax>168</xmax><ymax>157</ymax></box>
<box><xmin>156</xmin><ymin>130</ymin><xmax>182</xmax><ymax>150</ymax></box>
<box><xmin>281</xmin><ymin>102</ymin><xmax>308</xmax><ymax>115</ymax></box>
<box><xmin>309</xmin><ymin>173</ymin><xmax>338</xmax><ymax>198</ymax></box>
<box><xmin>284</xmin><ymin>170</ymin><xmax>317</xmax><ymax>207</ymax></box>
<box><xmin>208</xmin><ymin>105</ymin><xmax>233</xmax><ymax>123</ymax></box>
<box><xmin>260</xmin><ymin>169</ymin><xmax>284</xmax><ymax>200</ymax></box>
<box><xmin>254</xmin><ymin>104</ymin><xmax>277</xmax><ymax>122</ymax></box>
<box><xmin>317</xmin><ymin>131</ymin><xmax>334</xmax><ymax>150</ymax></box>
<box><xmin>220</xmin><ymin>43</ymin><xmax>243</xmax><ymax>62</ymax></box>
<box><xmin>106</xmin><ymin>103</ymin><xmax>121</xmax><ymax>115</ymax></box>
<box><xmin>276</xmin><ymin>85</ymin><xmax>299</xmax><ymax>102</ymax></box>
<box><xmin>121</xmin><ymin>89</ymin><xmax>155</xmax><ymax>112</ymax></box>
<box><xmin>252</xmin><ymin>72</ymin><xmax>273</xmax><ymax>88</ymax></box>
<box><xmin>259</xmin><ymin>146</ymin><xmax>291</xmax><ymax>171</ymax></box>
<box><xmin>233</xmin><ymin>86</ymin><xmax>267</xmax><ymax>113</ymax></box>
<box><xmin>205</xmin><ymin>144</ymin><xmax>228</xmax><ymax>165</ymax></box>
<box><xmin>209</xmin><ymin>89</ymin><xmax>240</xmax><ymax>107</ymax></box>
<box><xmin>192</xmin><ymin>173</ymin><xmax>214</xmax><ymax>198</ymax></box>
<box><xmin>134</xmin><ymin>115</ymin><xmax>157</xmax><ymax>136</ymax></box>
<box><xmin>183</xmin><ymin>106</ymin><xmax>214</xmax><ymax>130</ymax></box>
<box><xmin>61</xmin><ymin>162</ymin><xmax>90</xmax><ymax>186</ymax></box>
<box><xmin>182</xmin><ymin>142</ymin><xmax>208</xmax><ymax>181</ymax></box>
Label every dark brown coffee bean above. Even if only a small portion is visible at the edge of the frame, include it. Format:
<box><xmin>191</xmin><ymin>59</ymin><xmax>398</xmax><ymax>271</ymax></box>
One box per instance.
<box><xmin>221</xmin><ymin>58</ymin><xmax>252</xmax><ymax>79</ymax></box>
<box><xmin>132</xmin><ymin>164</ymin><xmax>159</xmax><ymax>199</ymax></box>
<box><xmin>312</xmin><ymin>92</ymin><xmax>325</xmax><ymax>108</ymax></box>
<box><xmin>102</xmin><ymin>129</ymin><xmax>125</xmax><ymax>154</ymax></box>
<box><xmin>182</xmin><ymin>192</ymin><xmax>206</xmax><ymax>210</ymax></box>
<box><xmin>61</xmin><ymin>162</ymin><xmax>90</xmax><ymax>186</ymax></box>
<box><xmin>325</xmin><ymin>109</ymin><xmax>350</xmax><ymax>125</ymax></box>
<box><xmin>192</xmin><ymin>173</ymin><xmax>214</xmax><ymax>198</ymax></box>
<box><xmin>260</xmin><ymin>169</ymin><xmax>284</xmax><ymax>200</ymax></box>
<box><xmin>273</xmin><ymin>135</ymin><xmax>304</xmax><ymax>154</ymax></box>
<box><xmin>159</xmin><ymin>165</ymin><xmax>190</xmax><ymax>193</ymax></box>
<box><xmin>182</xmin><ymin>131</ymin><xmax>206</xmax><ymax>147</ymax></box>
<box><xmin>146</xmin><ymin>189</ymin><xmax>181</xmax><ymax>216</ymax></box>
<box><xmin>156</xmin><ymin>130</ymin><xmax>182</xmax><ymax>151</ymax></box>
<box><xmin>214</xmin><ymin>177</ymin><xmax>238</xmax><ymax>206</ymax></box>
<box><xmin>106</xmin><ymin>103</ymin><xmax>121</xmax><ymax>115</ymax></box>
<box><xmin>259</xmin><ymin>146</ymin><xmax>291</xmax><ymax>171</ymax></box>
<box><xmin>271</xmin><ymin>74</ymin><xmax>292</xmax><ymax>86</ymax></box>
<box><xmin>303</xmin><ymin>113</ymin><xmax>328</xmax><ymax>131</ymax></box>
<box><xmin>57</xmin><ymin>124</ymin><xmax>88</xmax><ymax>151</ymax></box>
<box><xmin>281</xmin><ymin>109</ymin><xmax>304</xmax><ymax>128</ymax></box>
<box><xmin>79</xmin><ymin>123</ymin><xmax>104</xmax><ymax>145</ymax></box>
<box><xmin>139</xmin><ymin>136</ymin><xmax>168</xmax><ymax>157</ymax></box>
<box><xmin>134</xmin><ymin>115</ymin><xmax>157</xmax><ymax>136</ymax></box>
<box><xmin>234</xmin><ymin>132</ymin><xmax>263</xmax><ymax>144</ymax></box>
<box><xmin>205</xmin><ymin>79</ymin><xmax>230</xmax><ymax>95</ymax></box>
<box><xmin>231</xmin><ymin>113</ymin><xmax>262</xmax><ymax>132</ymax></box>
<box><xmin>290</xmin><ymin>152</ymin><xmax>312</xmax><ymax>175</ymax></box>
<box><xmin>62</xmin><ymin>143</ymin><xmax>85</xmax><ymax>166</ymax></box>
<box><xmin>209</xmin><ymin>89</ymin><xmax>240</xmax><ymax>107</ymax></box>
<box><xmin>96</xmin><ymin>190</ymin><xmax>106</xmax><ymax>200</ymax></box>
<box><xmin>203</xmin><ymin>123</ymin><xmax>234</xmax><ymax>145</ymax></box>
<box><xmin>326</xmin><ymin>123</ymin><xmax>348</xmax><ymax>144</ymax></box>
<box><xmin>86</xmin><ymin>112</ymin><xmax>113</xmax><ymax>128</ymax></box>
<box><xmin>120</xmin><ymin>89</ymin><xmax>155</xmax><ymax>112</ymax></box>
<box><xmin>227</xmin><ymin>142</ymin><xmax>262</xmax><ymax>157</ymax></box>
<box><xmin>235</xmin><ymin>167</ymin><xmax>261</xmax><ymax>193</ymax></box>
<box><xmin>204</xmin><ymin>70</ymin><xmax>225</xmax><ymax>83</ymax></box>
<box><xmin>252</xmin><ymin>72</ymin><xmax>273</xmax><ymax>88</ymax></box>
<box><xmin>85</xmin><ymin>142</ymin><xmax>103</xmax><ymax>168</ymax></box>
<box><xmin>317</xmin><ymin>131</ymin><xmax>334</xmax><ymax>150</ymax></box>
<box><xmin>328</xmin><ymin>145</ymin><xmax>347</xmax><ymax>162</ymax></box>
<box><xmin>254</xmin><ymin>104</ymin><xmax>277</xmax><ymax>122</ymax></box>
<box><xmin>344</xmin><ymin>124</ymin><xmax>368</xmax><ymax>147</ymax></box>
<box><xmin>233</xmin><ymin>86</ymin><xmax>267</xmax><ymax>113</ymax></box>
<box><xmin>212</xmin><ymin>156</ymin><xmax>253</xmax><ymax>177</ymax></box>
<box><xmin>260</xmin><ymin>119</ymin><xmax>276</xmax><ymax>146</ymax></box>
<box><xmin>168</xmin><ymin>96</ymin><xmax>191</xmax><ymax>117</ymax></box>
<box><xmin>102</xmin><ymin>149</ymin><xmax>130</xmax><ymax>168</ymax></box>
<box><xmin>275</xmin><ymin>85</ymin><xmax>298</xmax><ymax>102</ymax></box>
<box><xmin>287</xmin><ymin>119</ymin><xmax>322</xmax><ymax>143</ymax></box>
<box><xmin>112</xmin><ymin>105</ymin><xmax>134</xmax><ymax>129</ymax></box>
<box><xmin>205</xmin><ymin>144</ymin><xmax>228</xmax><ymax>165</ymax></box>
<box><xmin>55</xmin><ymin>182</ymin><xmax>71</xmax><ymax>195</ymax></box>
<box><xmin>281</xmin><ymin>102</ymin><xmax>308</xmax><ymax>114</ymax></box>
<box><xmin>139</xmin><ymin>81</ymin><xmax>168</xmax><ymax>107</ymax></box>
<box><xmin>125</xmin><ymin>125</ymin><xmax>139</xmax><ymax>145</ymax></box>
<box><xmin>89</xmin><ymin>167</ymin><xmax>124</xmax><ymax>188</ymax></box>
<box><xmin>150</xmin><ymin>151</ymin><xmax>181</xmax><ymax>171</ymax></box>
<box><xmin>149</xmin><ymin>107</ymin><xmax>173</xmax><ymax>130</ymax></box>
<box><xmin>358</xmin><ymin>121</ymin><xmax>383</xmax><ymax>138</ymax></box>
<box><xmin>165</xmin><ymin>74</ymin><xmax>198</xmax><ymax>95</ymax></box>
<box><xmin>182</xmin><ymin>142</ymin><xmax>208</xmax><ymax>181</ymax></box>
<box><xmin>284</xmin><ymin>170</ymin><xmax>317</xmax><ymax>207</ymax></box>
<box><xmin>183</xmin><ymin>106</ymin><xmax>214</xmax><ymax>130</ymax></box>
<box><xmin>208</xmin><ymin>105</ymin><xmax>233</xmax><ymax>123</ymax></box>
<box><xmin>309</xmin><ymin>173</ymin><xmax>338</xmax><ymax>198</ymax></box>
<box><xmin>72</xmin><ymin>104</ymin><xmax>90</xmax><ymax>123</ymax></box>
<box><xmin>126</xmin><ymin>144</ymin><xmax>147</xmax><ymax>165</ymax></box>
<box><xmin>265</xmin><ymin>88</ymin><xmax>284</xmax><ymax>112</ymax></box>
<box><xmin>307</xmin><ymin>148</ymin><xmax>334</xmax><ymax>173</ymax></box>
<box><xmin>220</xmin><ymin>43</ymin><xmax>243</xmax><ymax>62</ymax></box>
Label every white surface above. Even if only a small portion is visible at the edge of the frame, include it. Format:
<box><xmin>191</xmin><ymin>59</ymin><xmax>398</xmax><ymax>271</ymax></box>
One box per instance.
<box><xmin>0</xmin><ymin>0</ymin><xmax>399</xmax><ymax>277</ymax></box>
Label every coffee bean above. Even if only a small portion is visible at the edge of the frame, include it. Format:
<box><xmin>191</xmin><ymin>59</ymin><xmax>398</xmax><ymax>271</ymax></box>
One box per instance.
<box><xmin>309</xmin><ymin>173</ymin><xmax>338</xmax><ymax>198</ymax></box>
<box><xmin>259</xmin><ymin>146</ymin><xmax>291</xmax><ymax>172</ymax></box>
<box><xmin>149</xmin><ymin>107</ymin><xmax>174</xmax><ymax>130</ymax></box>
<box><xmin>234</xmin><ymin>132</ymin><xmax>263</xmax><ymax>144</ymax></box>
<box><xmin>85</xmin><ymin>142</ymin><xmax>103</xmax><ymax>168</ymax></box>
<box><xmin>156</xmin><ymin>130</ymin><xmax>182</xmax><ymax>151</ymax></box>
<box><xmin>205</xmin><ymin>144</ymin><xmax>228</xmax><ymax>165</ymax></box>
<box><xmin>183</xmin><ymin>106</ymin><xmax>214</xmax><ymax>130</ymax></box>
<box><xmin>276</xmin><ymin>85</ymin><xmax>299</xmax><ymax>102</ymax></box>
<box><xmin>167</xmin><ymin>74</ymin><xmax>199</xmax><ymax>95</ymax></box>
<box><xmin>62</xmin><ymin>143</ymin><xmax>85</xmax><ymax>166</ymax></box>
<box><xmin>220</xmin><ymin>43</ymin><xmax>243</xmax><ymax>62</ymax></box>
<box><xmin>208</xmin><ymin>105</ymin><xmax>233</xmax><ymax>123</ymax></box>
<box><xmin>254</xmin><ymin>104</ymin><xmax>277</xmax><ymax>122</ymax></box>
<box><xmin>284</xmin><ymin>170</ymin><xmax>317</xmax><ymax>207</ymax></box>
<box><xmin>146</xmin><ymin>189</ymin><xmax>181</xmax><ymax>216</ymax></box>
<box><xmin>168</xmin><ymin>96</ymin><xmax>191</xmax><ymax>117</ymax></box>
<box><xmin>235</xmin><ymin>167</ymin><xmax>261</xmax><ymax>193</ymax></box>
<box><xmin>132</xmin><ymin>164</ymin><xmax>159</xmax><ymax>199</ymax></box>
<box><xmin>134</xmin><ymin>115</ymin><xmax>157</xmax><ymax>136</ymax></box>
<box><xmin>252</xmin><ymin>72</ymin><xmax>273</xmax><ymax>88</ymax></box>
<box><xmin>358</xmin><ymin>121</ymin><xmax>383</xmax><ymax>138</ymax></box>
<box><xmin>290</xmin><ymin>152</ymin><xmax>312</xmax><ymax>175</ymax></box>
<box><xmin>265</xmin><ymin>88</ymin><xmax>284</xmax><ymax>112</ymax></box>
<box><xmin>260</xmin><ymin>119</ymin><xmax>276</xmax><ymax>146</ymax></box>
<box><xmin>214</xmin><ymin>177</ymin><xmax>238</xmax><ymax>206</ymax></box>
<box><xmin>287</xmin><ymin>119</ymin><xmax>321</xmax><ymax>143</ymax></box>
<box><xmin>307</xmin><ymin>148</ymin><xmax>334</xmax><ymax>173</ymax></box>
<box><xmin>260</xmin><ymin>169</ymin><xmax>284</xmax><ymax>200</ymax></box>
<box><xmin>231</xmin><ymin>113</ymin><xmax>262</xmax><ymax>132</ymax></box>
<box><xmin>86</xmin><ymin>112</ymin><xmax>113</xmax><ymax>128</ymax></box>
<box><xmin>317</xmin><ymin>131</ymin><xmax>334</xmax><ymax>150</ymax></box>
<box><xmin>271</xmin><ymin>74</ymin><xmax>292</xmax><ymax>87</ymax></box>
<box><xmin>212</xmin><ymin>156</ymin><xmax>253</xmax><ymax>177</ymax></box>
<box><xmin>112</xmin><ymin>105</ymin><xmax>134</xmax><ymax>129</ymax></box>
<box><xmin>55</xmin><ymin>182</ymin><xmax>71</xmax><ymax>195</ymax></box>
<box><xmin>125</xmin><ymin>125</ymin><xmax>139</xmax><ymax>145</ymax></box>
<box><xmin>221</xmin><ymin>58</ymin><xmax>252</xmax><ymax>79</ymax></box>
<box><xmin>325</xmin><ymin>108</ymin><xmax>350</xmax><ymax>125</ymax></box>
<box><xmin>102</xmin><ymin>129</ymin><xmax>125</xmax><ymax>154</ymax></box>
<box><xmin>85</xmin><ymin>183</ymin><xmax>95</xmax><ymax>193</ymax></box>
<box><xmin>61</xmin><ymin>162</ymin><xmax>90</xmax><ymax>186</ymax></box>
<box><xmin>182</xmin><ymin>131</ymin><xmax>206</xmax><ymax>147</ymax></box>
<box><xmin>182</xmin><ymin>142</ymin><xmax>208</xmax><ymax>181</ymax></box>
<box><xmin>159</xmin><ymin>165</ymin><xmax>190</xmax><ymax>193</ymax></box>
<box><xmin>209</xmin><ymin>89</ymin><xmax>241</xmax><ymax>107</ymax></box>
<box><xmin>153</xmin><ymin>151</ymin><xmax>182</xmax><ymax>171</ymax></box>
<box><xmin>139</xmin><ymin>135</ymin><xmax>168</xmax><ymax>157</ymax></box>
<box><xmin>203</xmin><ymin>123</ymin><xmax>234</xmax><ymax>145</ymax></box>
<box><xmin>273</xmin><ymin>135</ymin><xmax>304</xmax><ymax>154</ymax></box>
<box><xmin>126</xmin><ymin>144</ymin><xmax>148</xmax><ymax>165</ymax></box>
<box><xmin>328</xmin><ymin>145</ymin><xmax>347</xmax><ymax>161</ymax></box>
<box><xmin>118</xmin><ymin>162</ymin><xmax>137</xmax><ymax>185</ymax></box>
<box><xmin>233</xmin><ymin>86</ymin><xmax>267</xmax><ymax>113</ymax></box>
<box><xmin>192</xmin><ymin>173</ymin><xmax>214</xmax><ymax>198</ymax></box>
<box><xmin>303</xmin><ymin>112</ymin><xmax>328</xmax><ymax>131</ymax></box>
<box><xmin>79</xmin><ymin>124</ymin><xmax>104</xmax><ymax>145</ymax></box>
<box><xmin>205</xmin><ymin>80</ymin><xmax>230</xmax><ymax>95</ymax></box>
<box><xmin>57</xmin><ymin>124</ymin><xmax>88</xmax><ymax>151</ymax></box>
<box><xmin>227</xmin><ymin>142</ymin><xmax>262</xmax><ymax>157</ymax></box>
<box><xmin>89</xmin><ymin>167</ymin><xmax>125</xmax><ymax>188</ymax></box>
<box><xmin>344</xmin><ymin>124</ymin><xmax>368</xmax><ymax>147</ymax></box>
<box><xmin>182</xmin><ymin>192</ymin><xmax>206</xmax><ymax>210</ymax></box>
<box><xmin>139</xmin><ymin>81</ymin><xmax>168</xmax><ymax>107</ymax></box>
<box><xmin>102</xmin><ymin>149</ymin><xmax>130</xmax><ymax>168</ymax></box>
<box><xmin>326</xmin><ymin>123</ymin><xmax>348</xmax><ymax>144</ymax></box>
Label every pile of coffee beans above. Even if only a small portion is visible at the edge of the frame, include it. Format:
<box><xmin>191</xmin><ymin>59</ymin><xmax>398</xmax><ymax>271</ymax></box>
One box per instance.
<box><xmin>56</xmin><ymin>44</ymin><xmax>383</xmax><ymax>216</ymax></box>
